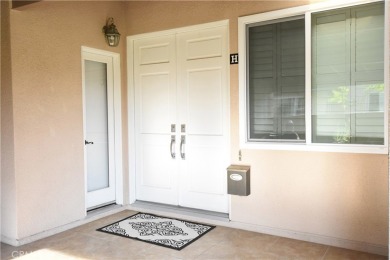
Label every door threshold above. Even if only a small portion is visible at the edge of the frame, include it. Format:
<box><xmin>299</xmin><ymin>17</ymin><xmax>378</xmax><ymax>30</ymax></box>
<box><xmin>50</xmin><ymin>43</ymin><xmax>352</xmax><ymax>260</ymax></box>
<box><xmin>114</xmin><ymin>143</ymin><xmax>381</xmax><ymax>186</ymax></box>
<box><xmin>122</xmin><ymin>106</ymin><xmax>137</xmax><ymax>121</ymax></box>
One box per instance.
<box><xmin>129</xmin><ymin>200</ymin><xmax>230</xmax><ymax>222</ymax></box>
<box><xmin>87</xmin><ymin>203</ymin><xmax>121</xmax><ymax>218</ymax></box>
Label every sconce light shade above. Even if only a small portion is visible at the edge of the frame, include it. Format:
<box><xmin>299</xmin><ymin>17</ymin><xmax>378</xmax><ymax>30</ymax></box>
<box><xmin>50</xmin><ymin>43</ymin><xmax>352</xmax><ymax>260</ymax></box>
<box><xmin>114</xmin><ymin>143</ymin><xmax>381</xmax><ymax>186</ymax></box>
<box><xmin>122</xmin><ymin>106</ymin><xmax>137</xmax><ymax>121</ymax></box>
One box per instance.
<box><xmin>103</xmin><ymin>17</ymin><xmax>120</xmax><ymax>47</ymax></box>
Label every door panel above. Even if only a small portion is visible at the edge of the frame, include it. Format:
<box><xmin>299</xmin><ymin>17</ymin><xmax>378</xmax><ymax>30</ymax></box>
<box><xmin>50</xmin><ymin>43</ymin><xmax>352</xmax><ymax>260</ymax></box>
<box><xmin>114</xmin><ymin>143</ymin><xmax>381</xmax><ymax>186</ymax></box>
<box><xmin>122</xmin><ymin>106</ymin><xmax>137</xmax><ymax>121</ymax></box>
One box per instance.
<box><xmin>187</xmin><ymin>68</ymin><xmax>223</xmax><ymax>135</ymax></box>
<box><xmin>85</xmin><ymin>61</ymin><xmax>109</xmax><ymax>191</ymax></box>
<box><xmin>186</xmin><ymin>137</ymin><xmax>226</xmax><ymax>195</ymax></box>
<box><xmin>134</xmin><ymin>35</ymin><xmax>178</xmax><ymax>205</ymax></box>
<box><xmin>177</xmin><ymin>26</ymin><xmax>229</xmax><ymax>213</ymax></box>
<box><xmin>139</xmin><ymin>43</ymin><xmax>171</xmax><ymax>65</ymax></box>
<box><xmin>137</xmin><ymin>135</ymin><xmax>178</xmax><ymax>204</ymax></box>
<box><xmin>83</xmin><ymin>53</ymin><xmax>116</xmax><ymax>209</ymax></box>
<box><xmin>140</xmin><ymin>73</ymin><xmax>172</xmax><ymax>133</ymax></box>
<box><xmin>186</xmin><ymin>36</ymin><xmax>223</xmax><ymax>60</ymax></box>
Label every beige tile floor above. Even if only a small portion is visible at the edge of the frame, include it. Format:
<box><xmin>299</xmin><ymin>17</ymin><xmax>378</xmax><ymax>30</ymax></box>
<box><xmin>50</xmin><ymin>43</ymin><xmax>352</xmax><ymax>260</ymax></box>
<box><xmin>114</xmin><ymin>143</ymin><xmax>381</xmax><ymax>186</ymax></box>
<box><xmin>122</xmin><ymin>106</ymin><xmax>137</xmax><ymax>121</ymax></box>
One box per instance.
<box><xmin>1</xmin><ymin>210</ymin><xmax>387</xmax><ymax>260</ymax></box>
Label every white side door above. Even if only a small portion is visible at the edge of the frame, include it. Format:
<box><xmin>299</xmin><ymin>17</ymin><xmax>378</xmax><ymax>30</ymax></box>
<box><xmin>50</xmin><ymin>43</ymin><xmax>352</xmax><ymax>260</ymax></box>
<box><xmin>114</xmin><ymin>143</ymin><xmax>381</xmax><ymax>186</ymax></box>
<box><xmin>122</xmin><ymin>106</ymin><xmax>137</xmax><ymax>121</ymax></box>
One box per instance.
<box><xmin>134</xmin><ymin>35</ymin><xmax>179</xmax><ymax>205</ymax></box>
<box><xmin>177</xmin><ymin>26</ymin><xmax>229</xmax><ymax>213</ymax></box>
<box><xmin>83</xmin><ymin>52</ymin><xmax>116</xmax><ymax>209</ymax></box>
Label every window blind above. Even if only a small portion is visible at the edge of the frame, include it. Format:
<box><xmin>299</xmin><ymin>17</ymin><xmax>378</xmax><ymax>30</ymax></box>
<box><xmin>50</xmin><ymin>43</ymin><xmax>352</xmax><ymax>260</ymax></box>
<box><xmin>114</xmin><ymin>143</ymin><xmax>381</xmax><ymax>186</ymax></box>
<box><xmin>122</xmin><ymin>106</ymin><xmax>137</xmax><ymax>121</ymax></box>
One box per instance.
<box><xmin>248</xmin><ymin>18</ymin><xmax>305</xmax><ymax>141</ymax></box>
<box><xmin>312</xmin><ymin>3</ymin><xmax>384</xmax><ymax>144</ymax></box>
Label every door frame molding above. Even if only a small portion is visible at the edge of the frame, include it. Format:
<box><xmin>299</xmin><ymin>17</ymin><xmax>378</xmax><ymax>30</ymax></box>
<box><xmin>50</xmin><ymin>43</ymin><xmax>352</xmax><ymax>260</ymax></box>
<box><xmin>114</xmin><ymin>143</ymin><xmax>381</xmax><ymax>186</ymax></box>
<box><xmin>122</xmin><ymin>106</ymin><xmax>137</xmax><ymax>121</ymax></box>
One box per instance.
<box><xmin>127</xmin><ymin>20</ymin><xmax>230</xmax><ymax>207</ymax></box>
<box><xmin>81</xmin><ymin>46</ymin><xmax>123</xmax><ymax>209</ymax></box>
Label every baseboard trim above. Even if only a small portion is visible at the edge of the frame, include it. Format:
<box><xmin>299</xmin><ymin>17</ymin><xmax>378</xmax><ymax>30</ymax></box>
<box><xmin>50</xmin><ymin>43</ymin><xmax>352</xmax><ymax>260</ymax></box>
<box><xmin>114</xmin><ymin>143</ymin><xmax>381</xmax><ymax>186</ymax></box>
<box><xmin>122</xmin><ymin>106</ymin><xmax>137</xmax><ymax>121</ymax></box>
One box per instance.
<box><xmin>1</xmin><ymin>205</ymin><xmax>125</xmax><ymax>247</ymax></box>
<box><xmin>125</xmin><ymin>204</ymin><xmax>388</xmax><ymax>256</ymax></box>
<box><xmin>226</xmin><ymin>221</ymin><xmax>388</xmax><ymax>257</ymax></box>
<box><xmin>1</xmin><ymin>235</ymin><xmax>19</xmax><ymax>247</ymax></box>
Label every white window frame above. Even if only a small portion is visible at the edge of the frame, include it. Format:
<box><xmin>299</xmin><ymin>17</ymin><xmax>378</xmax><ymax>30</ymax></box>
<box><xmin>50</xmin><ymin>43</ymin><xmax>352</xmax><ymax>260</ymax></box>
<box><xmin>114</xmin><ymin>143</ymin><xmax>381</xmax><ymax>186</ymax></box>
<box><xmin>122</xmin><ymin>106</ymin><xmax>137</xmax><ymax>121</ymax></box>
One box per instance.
<box><xmin>238</xmin><ymin>0</ymin><xmax>389</xmax><ymax>154</ymax></box>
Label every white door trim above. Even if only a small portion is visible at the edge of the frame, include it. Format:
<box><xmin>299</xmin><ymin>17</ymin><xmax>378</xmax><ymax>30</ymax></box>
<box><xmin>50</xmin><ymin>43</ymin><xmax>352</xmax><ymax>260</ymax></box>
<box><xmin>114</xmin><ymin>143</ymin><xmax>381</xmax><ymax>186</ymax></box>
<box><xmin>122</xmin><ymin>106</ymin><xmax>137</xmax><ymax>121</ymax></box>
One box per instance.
<box><xmin>127</xmin><ymin>20</ymin><xmax>230</xmax><ymax>209</ymax></box>
<box><xmin>81</xmin><ymin>46</ymin><xmax>123</xmax><ymax>208</ymax></box>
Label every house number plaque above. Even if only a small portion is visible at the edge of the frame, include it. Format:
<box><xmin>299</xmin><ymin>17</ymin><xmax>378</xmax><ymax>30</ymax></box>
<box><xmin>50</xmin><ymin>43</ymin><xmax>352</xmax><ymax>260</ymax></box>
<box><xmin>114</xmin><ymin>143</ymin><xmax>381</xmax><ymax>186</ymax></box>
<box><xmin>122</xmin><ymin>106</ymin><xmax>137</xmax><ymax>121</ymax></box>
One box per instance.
<box><xmin>230</xmin><ymin>53</ymin><xmax>239</xmax><ymax>64</ymax></box>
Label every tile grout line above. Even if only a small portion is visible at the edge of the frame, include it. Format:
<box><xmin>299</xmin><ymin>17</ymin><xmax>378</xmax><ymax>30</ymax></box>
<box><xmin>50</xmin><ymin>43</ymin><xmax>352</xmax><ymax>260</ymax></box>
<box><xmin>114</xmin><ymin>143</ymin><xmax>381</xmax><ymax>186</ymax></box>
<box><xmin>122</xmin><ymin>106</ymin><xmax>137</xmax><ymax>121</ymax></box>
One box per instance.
<box><xmin>264</xmin><ymin>236</ymin><xmax>281</xmax><ymax>253</ymax></box>
<box><xmin>321</xmin><ymin>246</ymin><xmax>330</xmax><ymax>260</ymax></box>
<box><xmin>194</xmin><ymin>227</ymin><xmax>237</xmax><ymax>259</ymax></box>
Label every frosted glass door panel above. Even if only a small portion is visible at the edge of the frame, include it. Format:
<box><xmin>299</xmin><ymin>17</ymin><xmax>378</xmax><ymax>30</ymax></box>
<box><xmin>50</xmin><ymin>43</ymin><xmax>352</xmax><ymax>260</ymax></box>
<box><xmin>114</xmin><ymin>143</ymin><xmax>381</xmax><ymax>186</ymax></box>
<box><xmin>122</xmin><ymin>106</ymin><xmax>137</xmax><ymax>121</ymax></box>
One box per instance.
<box><xmin>85</xmin><ymin>60</ymin><xmax>109</xmax><ymax>192</ymax></box>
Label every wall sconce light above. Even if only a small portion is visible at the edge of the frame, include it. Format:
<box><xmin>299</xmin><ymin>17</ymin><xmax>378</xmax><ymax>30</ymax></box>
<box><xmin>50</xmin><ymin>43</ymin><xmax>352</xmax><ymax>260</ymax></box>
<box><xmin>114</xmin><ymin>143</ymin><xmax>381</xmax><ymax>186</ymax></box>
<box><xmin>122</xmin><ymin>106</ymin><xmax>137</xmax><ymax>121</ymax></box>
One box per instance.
<box><xmin>103</xmin><ymin>17</ymin><xmax>120</xmax><ymax>47</ymax></box>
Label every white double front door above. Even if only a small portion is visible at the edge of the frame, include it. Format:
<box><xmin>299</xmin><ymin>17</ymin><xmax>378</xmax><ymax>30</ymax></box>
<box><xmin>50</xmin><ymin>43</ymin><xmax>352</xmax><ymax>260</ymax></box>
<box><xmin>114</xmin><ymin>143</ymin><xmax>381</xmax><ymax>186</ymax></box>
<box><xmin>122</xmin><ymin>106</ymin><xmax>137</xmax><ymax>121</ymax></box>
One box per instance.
<box><xmin>131</xmin><ymin>22</ymin><xmax>229</xmax><ymax>213</ymax></box>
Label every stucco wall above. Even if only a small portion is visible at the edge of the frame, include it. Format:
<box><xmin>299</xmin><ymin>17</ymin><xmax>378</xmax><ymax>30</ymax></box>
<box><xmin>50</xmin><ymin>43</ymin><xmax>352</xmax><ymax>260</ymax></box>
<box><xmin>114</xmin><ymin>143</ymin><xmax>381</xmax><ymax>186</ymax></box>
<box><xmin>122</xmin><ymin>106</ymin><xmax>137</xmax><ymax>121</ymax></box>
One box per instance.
<box><xmin>125</xmin><ymin>0</ymin><xmax>389</xmax><ymax>248</ymax></box>
<box><xmin>3</xmin><ymin>1</ymin><xmax>127</xmax><ymax>240</ymax></box>
<box><xmin>1</xmin><ymin>0</ymin><xmax>17</xmax><ymax>240</ymax></box>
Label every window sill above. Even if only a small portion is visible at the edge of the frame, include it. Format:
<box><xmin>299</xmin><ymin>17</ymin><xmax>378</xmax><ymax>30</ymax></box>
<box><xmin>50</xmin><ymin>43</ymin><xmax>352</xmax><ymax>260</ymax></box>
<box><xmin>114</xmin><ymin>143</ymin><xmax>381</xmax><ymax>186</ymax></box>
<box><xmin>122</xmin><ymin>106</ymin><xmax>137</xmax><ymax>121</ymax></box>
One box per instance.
<box><xmin>240</xmin><ymin>142</ymin><xmax>388</xmax><ymax>155</ymax></box>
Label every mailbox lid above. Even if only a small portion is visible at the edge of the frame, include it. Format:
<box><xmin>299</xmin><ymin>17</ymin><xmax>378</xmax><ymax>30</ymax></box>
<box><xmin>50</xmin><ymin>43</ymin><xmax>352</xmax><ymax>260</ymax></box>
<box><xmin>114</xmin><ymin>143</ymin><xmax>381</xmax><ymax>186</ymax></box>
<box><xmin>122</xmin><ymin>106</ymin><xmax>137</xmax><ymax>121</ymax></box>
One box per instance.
<box><xmin>227</xmin><ymin>165</ymin><xmax>250</xmax><ymax>172</ymax></box>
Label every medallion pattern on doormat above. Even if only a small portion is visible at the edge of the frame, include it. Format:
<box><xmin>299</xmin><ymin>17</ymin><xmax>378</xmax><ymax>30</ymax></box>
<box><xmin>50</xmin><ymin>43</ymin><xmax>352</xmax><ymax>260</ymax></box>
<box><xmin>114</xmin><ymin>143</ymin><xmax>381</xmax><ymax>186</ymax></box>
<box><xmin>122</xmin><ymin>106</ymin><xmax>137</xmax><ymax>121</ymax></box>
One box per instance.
<box><xmin>97</xmin><ymin>212</ymin><xmax>215</xmax><ymax>250</ymax></box>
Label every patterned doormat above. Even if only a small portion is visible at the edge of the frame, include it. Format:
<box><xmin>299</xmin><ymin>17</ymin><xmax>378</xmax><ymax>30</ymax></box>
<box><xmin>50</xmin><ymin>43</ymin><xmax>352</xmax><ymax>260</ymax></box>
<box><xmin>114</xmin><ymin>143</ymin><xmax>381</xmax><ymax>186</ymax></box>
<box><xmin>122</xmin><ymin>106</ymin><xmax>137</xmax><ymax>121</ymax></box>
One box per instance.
<box><xmin>97</xmin><ymin>212</ymin><xmax>215</xmax><ymax>250</ymax></box>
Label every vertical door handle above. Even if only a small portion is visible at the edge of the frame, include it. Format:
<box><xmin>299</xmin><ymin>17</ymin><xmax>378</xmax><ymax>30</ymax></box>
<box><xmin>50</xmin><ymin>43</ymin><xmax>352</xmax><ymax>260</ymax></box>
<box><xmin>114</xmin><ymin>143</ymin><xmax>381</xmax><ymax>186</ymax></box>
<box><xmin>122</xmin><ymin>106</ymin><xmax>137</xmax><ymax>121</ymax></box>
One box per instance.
<box><xmin>180</xmin><ymin>135</ymin><xmax>185</xmax><ymax>160</ymax></box>
<box><xmin>170</xmin><ymin>135</ymin><xmax>176</xmax><ymax>159</ymax></box>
